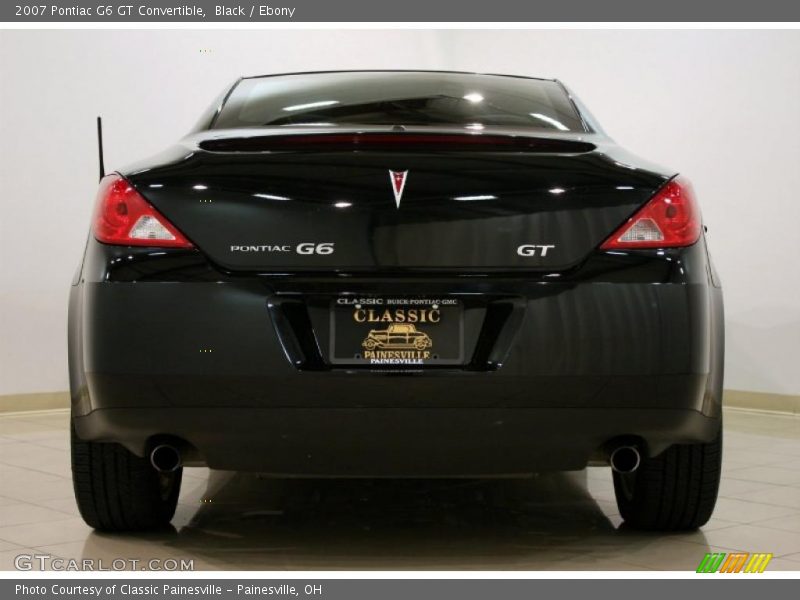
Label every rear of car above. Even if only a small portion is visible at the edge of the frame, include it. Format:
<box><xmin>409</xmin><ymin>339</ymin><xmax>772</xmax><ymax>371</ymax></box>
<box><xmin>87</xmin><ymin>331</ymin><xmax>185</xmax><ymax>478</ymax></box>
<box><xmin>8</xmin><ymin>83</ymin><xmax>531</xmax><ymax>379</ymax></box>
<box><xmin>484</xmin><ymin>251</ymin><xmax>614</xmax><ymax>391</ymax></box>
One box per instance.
<box><xmin>68</xmin><ymin>71</ymin><xmax>724</xmax><ymax>532</ymax></box>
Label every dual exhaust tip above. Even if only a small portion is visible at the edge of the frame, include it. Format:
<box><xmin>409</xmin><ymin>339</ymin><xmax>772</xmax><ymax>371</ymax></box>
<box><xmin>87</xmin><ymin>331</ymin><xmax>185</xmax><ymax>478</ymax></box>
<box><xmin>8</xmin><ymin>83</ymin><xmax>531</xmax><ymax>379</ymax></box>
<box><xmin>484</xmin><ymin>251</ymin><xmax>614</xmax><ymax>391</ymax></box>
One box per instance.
<box><xmin>609</xmin><ymin>445</ymin><xmax>641</xmax><ymax>474</ymax></box>
<box><xmin>150</xmin><ymin>444</ymin><xmax>182</xmax><ymax>473</ymax></box>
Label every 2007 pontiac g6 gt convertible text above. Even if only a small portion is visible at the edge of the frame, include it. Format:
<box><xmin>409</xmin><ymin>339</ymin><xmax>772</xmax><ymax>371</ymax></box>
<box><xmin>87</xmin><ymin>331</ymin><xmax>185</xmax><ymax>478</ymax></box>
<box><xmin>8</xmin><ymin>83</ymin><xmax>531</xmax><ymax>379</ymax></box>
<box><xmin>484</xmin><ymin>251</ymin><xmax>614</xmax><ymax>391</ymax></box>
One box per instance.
<box><xmin>69</xmin><ymin>71</ymin><xmax>724</xmax><ymax>532</ymax></box>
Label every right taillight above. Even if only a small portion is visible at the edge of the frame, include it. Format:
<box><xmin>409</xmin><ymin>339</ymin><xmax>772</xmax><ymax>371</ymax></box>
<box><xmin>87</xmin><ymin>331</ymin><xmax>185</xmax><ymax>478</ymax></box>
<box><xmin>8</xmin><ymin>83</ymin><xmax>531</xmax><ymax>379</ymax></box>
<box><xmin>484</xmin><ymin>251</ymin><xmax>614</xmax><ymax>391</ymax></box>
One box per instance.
<box><xmin>600</xmin><ymin>176</ymin><xmax>701</xmax><ymax>249</ymax></box>
<box><xmin>92</xmin><ymin>174</ymin><xmax>193</xmax><ymax>248</ymax></box>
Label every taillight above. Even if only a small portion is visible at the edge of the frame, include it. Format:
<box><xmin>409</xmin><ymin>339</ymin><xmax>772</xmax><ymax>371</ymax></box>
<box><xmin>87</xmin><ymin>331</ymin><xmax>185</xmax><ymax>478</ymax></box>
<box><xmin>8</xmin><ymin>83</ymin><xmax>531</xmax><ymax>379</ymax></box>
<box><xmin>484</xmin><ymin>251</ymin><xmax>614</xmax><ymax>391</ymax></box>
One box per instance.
<box><xmin>600</xmin><ymin>176</ymin><xmax>701</xmax><ymax>250</ymax></box>
<box><xmin>93</xmin><ymin>174</ymin><xmax>192</xmax><ymax>248</ymax></box>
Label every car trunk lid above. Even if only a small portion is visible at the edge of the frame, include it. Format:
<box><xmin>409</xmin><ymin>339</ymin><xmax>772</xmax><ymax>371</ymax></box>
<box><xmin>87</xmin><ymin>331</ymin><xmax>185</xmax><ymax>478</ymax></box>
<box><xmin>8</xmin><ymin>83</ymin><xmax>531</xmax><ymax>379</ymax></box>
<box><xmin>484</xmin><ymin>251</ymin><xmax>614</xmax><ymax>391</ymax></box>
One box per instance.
<box><xmin>124</xmin><ymin>130</ymin><xmax>671</xmax><ymax>272</ymax></box>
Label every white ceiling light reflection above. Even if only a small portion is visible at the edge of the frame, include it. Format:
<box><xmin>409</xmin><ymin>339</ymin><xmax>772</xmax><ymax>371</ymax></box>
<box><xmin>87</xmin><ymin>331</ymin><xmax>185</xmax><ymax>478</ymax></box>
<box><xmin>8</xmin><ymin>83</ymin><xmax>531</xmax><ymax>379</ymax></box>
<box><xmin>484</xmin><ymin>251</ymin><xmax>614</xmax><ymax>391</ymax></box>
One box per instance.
<box><xmin>529</xmin><ymin>113</ymin><xmax>569</xmax><ymax>131</ymax></box>
<box><xmin>465</xmin><ymin>123</ymin><xmax>485</xmax><ymax>131</ymax></box>
<box><xmin>616</xmin><ymin>186</ymin><xmax>634</xmax><ymax>190</ymax></box>
<box><xmin>549</xmin><ymin>188</ymin><xmax>566</xmax><ymax>195</ymax></box>
<box><xmin>253</xmin><ymin>193</ymin><xmax>291</xmax><ymax>201</ymax></box>
<box><xmin>463</xmin><ymin>93</ymin><xmax>484</xmax><ymax>103</ymax></box>
<box><xmin>282</xmin><ymin>100</ymin><xmax>339</xmax><ymax>112</ymax></box>
<box><xmin>334</xmin><ymin>201</ymin><xmax>352</xmax><ymax>208</ymax></box>
<box><xmin>192</xmin><ymin>184</ymin><xmax>208</xmax><ymax>190</ymax></box>
<box><xmin>453</xmin><ymin>195</ymin><xmax>497</xmax><ymax>201</ymax></box>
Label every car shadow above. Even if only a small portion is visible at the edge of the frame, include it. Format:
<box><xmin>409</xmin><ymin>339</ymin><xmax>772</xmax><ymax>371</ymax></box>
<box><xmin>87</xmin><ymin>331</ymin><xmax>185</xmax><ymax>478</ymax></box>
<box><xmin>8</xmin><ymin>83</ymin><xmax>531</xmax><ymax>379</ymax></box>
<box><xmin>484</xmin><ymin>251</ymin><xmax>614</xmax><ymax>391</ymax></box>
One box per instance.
<box><xmin>80</xmin><ymin>470</ymin><xmax>712</xmax><ymax>570</ymax></box>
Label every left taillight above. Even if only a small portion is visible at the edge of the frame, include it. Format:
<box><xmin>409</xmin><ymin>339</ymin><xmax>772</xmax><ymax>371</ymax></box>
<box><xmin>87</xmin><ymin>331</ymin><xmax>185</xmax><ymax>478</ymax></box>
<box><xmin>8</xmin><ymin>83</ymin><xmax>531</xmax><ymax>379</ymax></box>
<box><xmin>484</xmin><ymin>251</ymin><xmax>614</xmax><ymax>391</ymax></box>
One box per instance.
<box><xmin>600</xmin><ymin>176</ymin><xmax>702</xmax><ymax>250</ymax></box>
<box><xmin>93</xmin><ymin>174</ymin><xmax>193</xmax><ymax>248</ymax></box>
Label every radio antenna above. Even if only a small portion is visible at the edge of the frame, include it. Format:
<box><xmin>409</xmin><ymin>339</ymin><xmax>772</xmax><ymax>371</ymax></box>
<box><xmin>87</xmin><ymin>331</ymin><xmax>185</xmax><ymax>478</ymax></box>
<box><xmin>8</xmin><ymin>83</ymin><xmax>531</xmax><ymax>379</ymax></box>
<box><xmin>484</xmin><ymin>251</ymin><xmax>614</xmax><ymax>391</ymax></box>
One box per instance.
<box><xmin>97</xmin><ymin>116</ymin><xmax>105</xmax><ymax>182</ymax></box>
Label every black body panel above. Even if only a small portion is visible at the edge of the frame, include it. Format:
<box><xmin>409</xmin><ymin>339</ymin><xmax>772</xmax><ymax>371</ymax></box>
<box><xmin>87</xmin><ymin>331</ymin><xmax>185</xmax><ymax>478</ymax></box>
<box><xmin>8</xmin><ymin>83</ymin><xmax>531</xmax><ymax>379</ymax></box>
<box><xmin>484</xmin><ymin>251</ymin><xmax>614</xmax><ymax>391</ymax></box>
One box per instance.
<box><xmin>69</xmin><ymin>71</ymin><xmax>724</xmax><ymax>476</ymax></box>
<box><xmin>122</xmin><ymin>130</ymin><xmax>669</xmax><ymax>272</ymax></box>
<box><xmin>70</xmin><ymin>236</ymin><xmax>724</xmax><ymax>475</ymax></box>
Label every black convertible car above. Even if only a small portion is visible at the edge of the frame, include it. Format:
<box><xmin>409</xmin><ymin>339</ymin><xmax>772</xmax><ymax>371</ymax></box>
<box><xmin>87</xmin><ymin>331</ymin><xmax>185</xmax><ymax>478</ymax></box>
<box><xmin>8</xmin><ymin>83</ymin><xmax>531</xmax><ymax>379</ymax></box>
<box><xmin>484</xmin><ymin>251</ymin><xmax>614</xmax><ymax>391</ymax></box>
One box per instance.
<box><xmin>69</xmin><ymin>71</ymin><xmax>724</xmax><ymax>532</ymax></box>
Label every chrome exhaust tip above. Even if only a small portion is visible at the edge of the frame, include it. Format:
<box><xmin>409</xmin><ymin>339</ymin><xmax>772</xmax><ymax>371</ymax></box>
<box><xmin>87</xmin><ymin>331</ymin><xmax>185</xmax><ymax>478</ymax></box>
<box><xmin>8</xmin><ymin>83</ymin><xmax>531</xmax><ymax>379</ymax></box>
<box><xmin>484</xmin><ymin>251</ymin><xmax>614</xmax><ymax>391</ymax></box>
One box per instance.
<box><xmin>150</xmin><ymin>444</ymin><xmax>181</xmax><ymax>473</ymax></box>
<box><xmin>610</xmin><ymin>445</ymin><xmax>641</xmax><ymax>474</ymax></box>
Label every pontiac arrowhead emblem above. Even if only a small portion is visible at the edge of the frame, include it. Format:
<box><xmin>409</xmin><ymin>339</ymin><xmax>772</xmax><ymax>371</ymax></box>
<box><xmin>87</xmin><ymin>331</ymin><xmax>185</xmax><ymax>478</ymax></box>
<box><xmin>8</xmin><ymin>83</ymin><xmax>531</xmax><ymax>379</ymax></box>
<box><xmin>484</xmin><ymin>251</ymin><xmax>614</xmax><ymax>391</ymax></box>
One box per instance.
<box><xmin>389</xmin><ymin>170</ymin><xmax>408</xmax><ymax>209</ymax></box>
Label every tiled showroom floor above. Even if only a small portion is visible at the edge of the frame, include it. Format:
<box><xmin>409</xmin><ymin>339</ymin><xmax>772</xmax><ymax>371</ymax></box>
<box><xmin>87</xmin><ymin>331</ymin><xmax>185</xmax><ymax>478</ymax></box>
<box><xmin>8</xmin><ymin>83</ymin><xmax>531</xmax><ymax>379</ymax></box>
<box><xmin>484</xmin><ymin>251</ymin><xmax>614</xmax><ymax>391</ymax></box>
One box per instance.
<box><xmin>0</xmin><ymin>408</ymin><xmax>799</xmax><ymax>571</ymax></box>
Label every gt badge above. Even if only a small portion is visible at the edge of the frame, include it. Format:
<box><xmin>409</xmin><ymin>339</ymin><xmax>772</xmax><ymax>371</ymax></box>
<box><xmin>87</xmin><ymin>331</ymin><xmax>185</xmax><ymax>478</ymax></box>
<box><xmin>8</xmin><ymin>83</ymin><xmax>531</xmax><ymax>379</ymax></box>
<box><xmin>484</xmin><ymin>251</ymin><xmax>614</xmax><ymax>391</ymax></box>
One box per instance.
<box><xmin>389</xmin><ymin>170</ymin><xmax>408</xmax><ymax>208</ymax></box>
<box><xmin>517</xmin><ymin>244</ymin><xmax>556</xmax><ymax>257</ymax></box>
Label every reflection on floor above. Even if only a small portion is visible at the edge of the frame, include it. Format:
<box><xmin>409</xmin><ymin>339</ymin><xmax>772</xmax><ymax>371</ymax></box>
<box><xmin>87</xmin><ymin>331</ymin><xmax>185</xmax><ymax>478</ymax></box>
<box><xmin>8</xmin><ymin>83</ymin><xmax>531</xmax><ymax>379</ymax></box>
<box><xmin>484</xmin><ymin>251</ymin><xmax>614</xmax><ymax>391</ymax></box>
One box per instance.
<box><xmin>1</xmin><ymin>409</ymin><xmax>799</xmax><ymax>571</ymax></box>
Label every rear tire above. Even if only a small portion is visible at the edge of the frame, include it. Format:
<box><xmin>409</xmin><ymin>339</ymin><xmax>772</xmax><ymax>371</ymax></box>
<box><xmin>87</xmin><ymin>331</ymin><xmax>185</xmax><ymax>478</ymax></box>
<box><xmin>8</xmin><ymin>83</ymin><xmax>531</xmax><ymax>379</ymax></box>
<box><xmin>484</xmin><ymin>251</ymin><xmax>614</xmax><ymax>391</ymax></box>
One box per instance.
<box><xmin>71</xmin><ymin>422</ymin><xmax>182</xmax><ymax>532</ymax></box>
<box><xmin>613</xmin><ymin>430</ymin><xmax>722</xmax><ymax>531</ymax></box>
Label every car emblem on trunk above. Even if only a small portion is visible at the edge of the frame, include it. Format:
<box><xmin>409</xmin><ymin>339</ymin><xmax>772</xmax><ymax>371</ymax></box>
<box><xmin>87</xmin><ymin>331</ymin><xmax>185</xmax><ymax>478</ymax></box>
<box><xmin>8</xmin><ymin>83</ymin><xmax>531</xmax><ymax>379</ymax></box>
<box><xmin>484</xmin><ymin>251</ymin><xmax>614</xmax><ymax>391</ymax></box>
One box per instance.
<box><xmin>389</xmin><ymin>170</ymin><xmax>408</xmax><ymax>208</ymax></box>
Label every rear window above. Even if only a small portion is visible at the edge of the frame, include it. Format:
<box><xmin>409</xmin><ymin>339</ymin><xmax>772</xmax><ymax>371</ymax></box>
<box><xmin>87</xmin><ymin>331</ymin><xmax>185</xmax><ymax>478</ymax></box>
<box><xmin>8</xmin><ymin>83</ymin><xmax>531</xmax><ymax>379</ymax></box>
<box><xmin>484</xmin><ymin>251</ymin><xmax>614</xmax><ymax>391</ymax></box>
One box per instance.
<box><xmin>212</xmin><ymin>71</ymin><xmax>586</xmax><ymax>132</ymax></box>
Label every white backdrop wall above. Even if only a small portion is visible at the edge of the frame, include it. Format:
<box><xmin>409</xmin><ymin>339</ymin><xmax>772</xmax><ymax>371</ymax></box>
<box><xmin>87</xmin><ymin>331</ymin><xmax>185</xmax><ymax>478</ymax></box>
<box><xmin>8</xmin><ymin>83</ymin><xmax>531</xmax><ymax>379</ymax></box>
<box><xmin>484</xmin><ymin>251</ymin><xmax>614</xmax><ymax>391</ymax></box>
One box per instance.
<box><xmin>1</xmin><ymin>29</ymin><xmax>798</xmax><ymax>396</ymax></box>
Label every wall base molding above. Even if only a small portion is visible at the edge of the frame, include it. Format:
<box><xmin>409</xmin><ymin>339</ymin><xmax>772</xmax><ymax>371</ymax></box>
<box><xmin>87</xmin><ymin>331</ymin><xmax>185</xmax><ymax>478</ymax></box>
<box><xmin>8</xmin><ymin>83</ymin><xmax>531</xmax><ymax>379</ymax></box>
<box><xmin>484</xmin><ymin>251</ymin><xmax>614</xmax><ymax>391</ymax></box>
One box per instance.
<box><xmin>1</xmin><ymin>389</ymin><xmax>798</xmax><ymax>415</ymax></box>
<box><xmin>723</xmin><ymin>390</ymin><xmax>799</xmax><ymax>415</ymax></box>
<box><xmin>0</xmin><ymin>391</ymin><xmax>69</xmax><ymax>413</ymax></box>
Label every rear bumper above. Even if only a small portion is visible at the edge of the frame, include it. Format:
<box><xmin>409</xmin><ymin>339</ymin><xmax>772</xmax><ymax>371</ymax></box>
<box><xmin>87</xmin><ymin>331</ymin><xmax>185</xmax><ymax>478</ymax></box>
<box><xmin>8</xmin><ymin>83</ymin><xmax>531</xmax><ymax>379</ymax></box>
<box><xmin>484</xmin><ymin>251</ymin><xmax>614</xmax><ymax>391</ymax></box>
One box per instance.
<box><xmin>73</xmin><ymin>405</ymin><xmax>719</xmax><ymax>476</ymax></box>
<box><xmin>69</xmin><ymin>238</ymin><xmax>724</xmax><ymax>475</ymax></box>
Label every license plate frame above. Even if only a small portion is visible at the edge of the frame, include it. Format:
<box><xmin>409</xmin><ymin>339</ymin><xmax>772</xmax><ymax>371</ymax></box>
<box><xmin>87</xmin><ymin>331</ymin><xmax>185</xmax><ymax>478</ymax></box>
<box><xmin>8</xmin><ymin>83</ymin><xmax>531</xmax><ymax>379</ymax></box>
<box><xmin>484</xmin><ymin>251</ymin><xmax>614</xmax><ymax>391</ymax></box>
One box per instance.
<box><xmin>329</xmin><ymin>297</ymin><xmax>464</xmax><ymax>366</ymax></box>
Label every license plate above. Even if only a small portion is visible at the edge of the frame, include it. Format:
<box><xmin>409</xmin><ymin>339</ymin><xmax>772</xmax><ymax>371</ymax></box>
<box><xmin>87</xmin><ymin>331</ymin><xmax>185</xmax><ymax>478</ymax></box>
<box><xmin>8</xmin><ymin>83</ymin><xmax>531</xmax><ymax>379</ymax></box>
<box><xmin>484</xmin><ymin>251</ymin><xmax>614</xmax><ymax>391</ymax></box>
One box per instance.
<box><xmin>330</xmin><ymin>297</ymin><xmax>464</xmax><ymax>366</ymax></box>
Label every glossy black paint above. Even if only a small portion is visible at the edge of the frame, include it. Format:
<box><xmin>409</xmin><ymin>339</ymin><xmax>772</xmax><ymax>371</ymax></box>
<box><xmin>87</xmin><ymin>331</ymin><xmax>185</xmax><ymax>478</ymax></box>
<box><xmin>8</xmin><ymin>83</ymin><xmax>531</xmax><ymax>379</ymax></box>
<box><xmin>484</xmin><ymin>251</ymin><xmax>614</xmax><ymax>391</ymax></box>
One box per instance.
<box><xmin>69</xmin><ymin>72</ymin><xmax>724</xmax><ymax>476</ymax></box>
<box><xmin>122</xmin><ymin>128</ymin><xmax>669</xmax><ymax>272</ymax></box>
